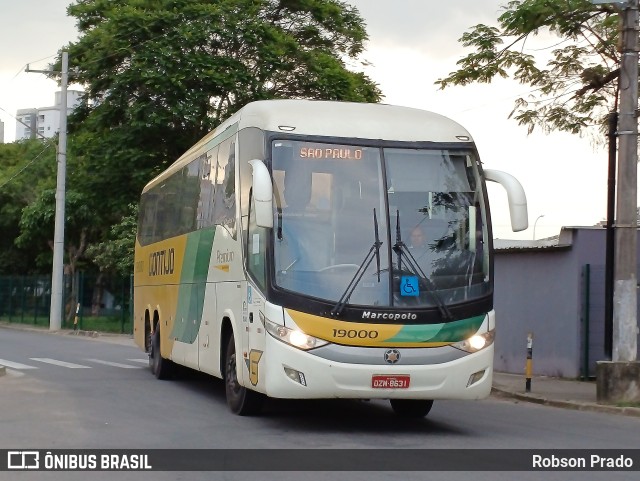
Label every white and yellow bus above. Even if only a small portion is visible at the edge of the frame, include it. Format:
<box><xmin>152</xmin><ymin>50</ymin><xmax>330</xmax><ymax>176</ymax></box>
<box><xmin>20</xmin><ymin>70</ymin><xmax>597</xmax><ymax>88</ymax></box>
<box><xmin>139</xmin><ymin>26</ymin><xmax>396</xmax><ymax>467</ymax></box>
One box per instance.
<box><xmin>134</xmin><ymin>100</ymin><xmax>528</xmax><ymax>417</ymax></box>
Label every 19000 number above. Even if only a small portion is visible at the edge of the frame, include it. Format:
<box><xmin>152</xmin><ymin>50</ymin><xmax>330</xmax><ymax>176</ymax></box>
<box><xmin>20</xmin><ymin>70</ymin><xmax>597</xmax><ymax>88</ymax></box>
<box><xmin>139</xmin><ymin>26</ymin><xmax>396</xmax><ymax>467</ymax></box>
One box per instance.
<box><xmin>332</xmin><ymin>329</ymin><xmax>379</xmax><ymax>339</ymax></box>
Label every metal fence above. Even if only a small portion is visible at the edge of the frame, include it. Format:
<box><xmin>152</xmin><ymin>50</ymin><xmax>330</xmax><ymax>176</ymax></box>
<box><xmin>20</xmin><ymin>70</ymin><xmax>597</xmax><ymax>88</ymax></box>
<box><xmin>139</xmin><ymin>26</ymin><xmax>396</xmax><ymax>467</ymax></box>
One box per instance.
<box><xmin>0</xmin><ymin>273</ymin><xmax>132</xmax><ymax>334</ymax></box>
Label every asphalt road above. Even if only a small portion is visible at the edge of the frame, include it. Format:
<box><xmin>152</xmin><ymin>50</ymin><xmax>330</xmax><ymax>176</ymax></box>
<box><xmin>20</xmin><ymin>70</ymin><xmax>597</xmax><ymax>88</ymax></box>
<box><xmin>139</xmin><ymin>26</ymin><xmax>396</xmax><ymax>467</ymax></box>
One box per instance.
<box><xmin>1</xmin><ymin>326</ymin><xmax>638</xmax><ymax>481</ymax></box>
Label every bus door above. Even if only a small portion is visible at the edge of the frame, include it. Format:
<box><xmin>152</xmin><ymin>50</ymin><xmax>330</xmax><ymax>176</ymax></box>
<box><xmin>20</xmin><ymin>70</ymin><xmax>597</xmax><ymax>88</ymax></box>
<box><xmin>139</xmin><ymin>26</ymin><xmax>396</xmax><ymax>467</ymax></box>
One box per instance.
<box><xmin>197</xmin><ymin>283</ymin><xmax>218</xmax><ymax>376</ymax></box>
<box><xmin>243</xmin><ymin>283</ymin><xmax>267</xmax><ymax>392</ymax></box>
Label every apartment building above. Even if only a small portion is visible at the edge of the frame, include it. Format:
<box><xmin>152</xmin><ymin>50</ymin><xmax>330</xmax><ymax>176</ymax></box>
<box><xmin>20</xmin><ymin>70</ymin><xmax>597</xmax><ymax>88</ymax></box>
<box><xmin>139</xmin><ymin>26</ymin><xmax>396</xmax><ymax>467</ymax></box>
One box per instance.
<box><xmin>15</xmin><ymin>90</ymin><xmax>82</xmax><ymax>140</ymax></box>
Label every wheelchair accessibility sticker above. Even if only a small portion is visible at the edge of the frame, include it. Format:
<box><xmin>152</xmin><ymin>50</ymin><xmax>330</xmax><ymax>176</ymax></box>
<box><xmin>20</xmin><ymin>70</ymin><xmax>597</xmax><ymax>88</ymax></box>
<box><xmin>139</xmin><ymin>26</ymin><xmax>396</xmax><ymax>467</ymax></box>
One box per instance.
<box><xmin>400</xmin><ymin>276</ymin><xmax>419</xmax><ymax>297</ymax></box>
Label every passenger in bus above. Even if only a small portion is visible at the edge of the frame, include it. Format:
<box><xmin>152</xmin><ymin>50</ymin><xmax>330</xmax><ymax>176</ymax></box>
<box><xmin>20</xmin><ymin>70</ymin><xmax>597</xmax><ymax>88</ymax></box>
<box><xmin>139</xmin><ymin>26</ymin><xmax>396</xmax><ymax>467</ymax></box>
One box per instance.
<box><xmin>407</xmin><ymin>225</ymin><xmax>433</xmax><ymax>274</ymax></box>
<box><xmin>409</xmin><ymin>225</ymin><xmax>427</xmax><ymax>250</ymax></box>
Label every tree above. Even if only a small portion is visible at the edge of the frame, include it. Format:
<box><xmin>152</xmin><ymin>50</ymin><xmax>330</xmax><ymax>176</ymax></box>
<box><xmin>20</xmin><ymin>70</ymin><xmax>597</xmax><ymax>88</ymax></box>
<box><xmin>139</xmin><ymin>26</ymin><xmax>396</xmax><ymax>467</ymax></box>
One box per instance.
<box><xmin>85</xmin><ymin>203</ymin><xmax>138</xmax><ymax>315</ymax></box>
<box><xmin>57</xmin><ymin>0</ymin><xmax>381</xmax><ymax>228</ymax></box>
<box><xmin>436</xmin><ymin>0</ymin><xmax>621</xmax><ymax>135</ymax></box>
<box><xmin>86</xmin><ymin>203</ymin><xmax>138</xmax><ymax>278</ymax></box>
<box><xmin>16</xmin><ymin>189</ymin><xmax>95</xmax><ymax>319</ymax></box>
<box><xmin>16</xmin><ymin>189</ymin><xmax>94</xmax><ymax>273</ymax></box>
<box><xmin>0</xmin><ymin>140</ymin><xmax>57</xmax><ymax>274</ymax></box>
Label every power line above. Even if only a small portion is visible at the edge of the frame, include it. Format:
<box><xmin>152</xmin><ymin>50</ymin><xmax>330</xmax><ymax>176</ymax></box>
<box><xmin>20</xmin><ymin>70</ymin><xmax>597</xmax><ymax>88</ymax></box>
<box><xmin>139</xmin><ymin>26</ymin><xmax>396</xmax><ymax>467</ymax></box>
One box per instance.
<box><xmin>0</xmin><ymin>143</ymin><xmax>54</xmax><ymax>191</ymax></box>
<box><xmin>0</xmin><ymin>104</ymin><xmax>58</xmax><ymax>190</ymax></box>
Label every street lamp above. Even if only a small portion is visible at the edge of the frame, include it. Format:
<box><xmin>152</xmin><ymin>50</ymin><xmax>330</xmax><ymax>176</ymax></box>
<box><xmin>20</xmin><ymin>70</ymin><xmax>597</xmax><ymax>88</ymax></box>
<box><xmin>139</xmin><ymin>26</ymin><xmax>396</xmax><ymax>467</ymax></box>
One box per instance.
<box><xmin>533</xmin><ymin>214</ymin><xmax>545</xmax><ymax>240</ymax></box>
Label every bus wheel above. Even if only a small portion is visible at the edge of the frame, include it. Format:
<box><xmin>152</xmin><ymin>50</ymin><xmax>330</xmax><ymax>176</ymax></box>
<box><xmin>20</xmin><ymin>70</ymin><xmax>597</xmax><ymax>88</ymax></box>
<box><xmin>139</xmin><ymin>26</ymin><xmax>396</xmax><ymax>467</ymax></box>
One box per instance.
<box><xmin>389</xmin><ymin>399</ymin><xmax>433</xmax><ymax>418</ymax></box>
<box><xmin>150</xmin><ymin>327</ymin><xmax>173</xmax><ymax>380</ymax></box>
<box><xmin>224</xmin><ymin>334</ymin><xmax>264</xmax><ymax>416</ymax></box>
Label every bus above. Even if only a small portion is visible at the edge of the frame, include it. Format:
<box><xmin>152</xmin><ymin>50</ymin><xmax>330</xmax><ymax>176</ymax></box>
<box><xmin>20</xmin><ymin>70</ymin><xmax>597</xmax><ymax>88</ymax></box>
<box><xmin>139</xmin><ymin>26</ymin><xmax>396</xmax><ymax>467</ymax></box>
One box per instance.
<box><xmin>133</xmin><ymin>99</ymin><xmax>528</xmax><ymax>417</ymax></box>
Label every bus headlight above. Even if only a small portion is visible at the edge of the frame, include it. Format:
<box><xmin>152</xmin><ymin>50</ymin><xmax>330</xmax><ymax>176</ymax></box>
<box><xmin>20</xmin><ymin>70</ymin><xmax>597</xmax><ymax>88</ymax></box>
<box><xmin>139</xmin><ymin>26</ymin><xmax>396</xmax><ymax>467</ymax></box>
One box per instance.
<box><xmin>264</xmin><ymin>317</ymin><xmax>329</xmax><ymax>351</ymax></box>
<box><xmin>452</xmin><ymin>329</ymin><xmax>495</xmax><ymax>353</ymax></box>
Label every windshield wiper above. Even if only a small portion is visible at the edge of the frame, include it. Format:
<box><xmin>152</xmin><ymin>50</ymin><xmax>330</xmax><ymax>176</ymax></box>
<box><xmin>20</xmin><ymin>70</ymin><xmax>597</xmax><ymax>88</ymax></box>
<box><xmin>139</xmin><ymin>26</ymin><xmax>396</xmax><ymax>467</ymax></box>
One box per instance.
<box><xmin>331</xmin><ymin>209</ymin><xmax>383</xmax><ymax>317</ymax></box>
<box><xmin>392</xmin><ymin>211</ymin><xmax>453</xmax><ymax>321</ymax></box>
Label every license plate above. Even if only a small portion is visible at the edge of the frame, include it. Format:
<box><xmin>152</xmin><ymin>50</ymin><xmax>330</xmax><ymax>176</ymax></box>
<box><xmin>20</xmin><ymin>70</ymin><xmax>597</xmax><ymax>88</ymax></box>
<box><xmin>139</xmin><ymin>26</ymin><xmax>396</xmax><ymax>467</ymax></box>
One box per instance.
<box><xmin>372</xmin><ymin>374</ymin><xmax>410</xmax><ymax>389</ymax></box>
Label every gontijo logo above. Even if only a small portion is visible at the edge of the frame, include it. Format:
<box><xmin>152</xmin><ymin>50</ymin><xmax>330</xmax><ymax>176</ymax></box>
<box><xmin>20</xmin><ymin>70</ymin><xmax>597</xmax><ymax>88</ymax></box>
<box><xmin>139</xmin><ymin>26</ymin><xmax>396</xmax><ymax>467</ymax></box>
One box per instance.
<box><xmin>216</xmin><ymin>249</ymin><xmax>234</xmax><ymax>263</ymax></box>
<box><xmin>148</xmin><ymin>248</ymin><xmax>175</xmax><ymax>276</ymax></box>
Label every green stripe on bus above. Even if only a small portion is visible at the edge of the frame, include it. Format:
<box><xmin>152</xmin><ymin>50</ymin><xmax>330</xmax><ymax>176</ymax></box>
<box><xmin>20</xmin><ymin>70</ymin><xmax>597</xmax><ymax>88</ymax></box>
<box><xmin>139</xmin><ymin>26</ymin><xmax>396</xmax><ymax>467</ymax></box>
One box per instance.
<box><xmin>386</xmin><ymin>314</ymin><xmax>486</xmax><ymax>343</ymax></box>
<box><xmin>172</xmin><ymin>228</ymin><xmax>216</xmax><ymax>343</ymax></box>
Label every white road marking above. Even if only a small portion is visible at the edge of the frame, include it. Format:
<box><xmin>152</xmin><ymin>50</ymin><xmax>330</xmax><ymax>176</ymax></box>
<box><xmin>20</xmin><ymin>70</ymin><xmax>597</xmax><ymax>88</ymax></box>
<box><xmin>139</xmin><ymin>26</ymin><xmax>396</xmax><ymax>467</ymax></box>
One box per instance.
<box><xmin>30</xmin><ymin>358</ymin><xmax>91</xmax><ymax>369</ymax></box>
<box><xmin>0</xmin><ymin>359</ymin><xmax>38</xmax><ymax>370</ymax></box>
<box><xmin>126</xmin><ymin>358</ymin><xmax>149</xmax><ymax>364</ymax></box>
<box><xmin>85</xmin><ymin>359</ymin><xmax>141</xmax><ymax>369</ymax></box>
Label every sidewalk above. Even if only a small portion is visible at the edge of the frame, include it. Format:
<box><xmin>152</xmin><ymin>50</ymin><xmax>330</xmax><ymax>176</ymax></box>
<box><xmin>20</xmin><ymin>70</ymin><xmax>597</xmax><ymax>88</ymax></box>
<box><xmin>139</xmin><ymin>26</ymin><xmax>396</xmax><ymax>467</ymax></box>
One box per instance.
<box><xmin>492</xmin><ymin>371</ymin><xmax>640</xmax><ymax>418</ymax></box>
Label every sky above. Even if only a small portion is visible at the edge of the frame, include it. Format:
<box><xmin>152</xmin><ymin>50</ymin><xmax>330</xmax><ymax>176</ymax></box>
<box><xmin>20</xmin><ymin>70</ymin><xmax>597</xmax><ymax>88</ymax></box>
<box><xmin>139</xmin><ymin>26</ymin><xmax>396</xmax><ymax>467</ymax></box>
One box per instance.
<box><xmin>0</xmin><ymin>0</ymin><xmax>625</xmax><ymax>240</ymax></box>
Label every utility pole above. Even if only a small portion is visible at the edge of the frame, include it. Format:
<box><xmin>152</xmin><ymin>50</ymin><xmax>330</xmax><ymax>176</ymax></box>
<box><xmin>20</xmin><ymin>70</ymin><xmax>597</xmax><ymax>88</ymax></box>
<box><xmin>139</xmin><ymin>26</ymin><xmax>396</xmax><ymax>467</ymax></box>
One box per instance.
<box><xmin>50</xmin><ymin>51</ymin><xmax>69</xmax><ymax>331</ymax></box>
<box><xmin>26</xmin><ymin>51</ymin><xmax>69</xmax><ymax>331</ymax></box>
<box><xmin>596</xmin><ymin>0</ymin><xmax>640</xmax><ymax>403</ymax></box>
<box><xmin>604</xmin><ymin>111</ymin><xmax>618</xmax><ymax>359</ymax></box>
<box><xmin>613</xmin><ymin>0</ymin><xmax>638</xmax><ymax>364</ymax></box>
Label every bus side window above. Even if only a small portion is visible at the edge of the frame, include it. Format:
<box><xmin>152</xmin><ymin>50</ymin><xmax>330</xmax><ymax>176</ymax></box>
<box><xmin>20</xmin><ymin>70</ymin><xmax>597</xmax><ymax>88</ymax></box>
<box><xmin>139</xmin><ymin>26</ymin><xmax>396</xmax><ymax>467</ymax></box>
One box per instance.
<box><xmin>200</xmin><ymin>145</ymin><xmax>219</xmax><ymax>229</ymax></box>
<box><xmin>138</xmin><ymin>193</ymin><xmax>158</xmax><ymax>245</ymax></box>
<box><xmin>237</xmin><ymin>127</ymin><xmax>266</xmax><ymax>254</ymax></box>
<box><xmin>180</xmin><ymin>155</ymin><xmax>202</xmax><ymax>234</ymax></box>
<box><xmin>215</xmin><ymin>137</ymin><xmax>237</xmax><ymax>237</ymax></box>
<box><xmin>247</xmin><ymin>190</ymin><xmax>266</xmax><ymax>289</ymax></box>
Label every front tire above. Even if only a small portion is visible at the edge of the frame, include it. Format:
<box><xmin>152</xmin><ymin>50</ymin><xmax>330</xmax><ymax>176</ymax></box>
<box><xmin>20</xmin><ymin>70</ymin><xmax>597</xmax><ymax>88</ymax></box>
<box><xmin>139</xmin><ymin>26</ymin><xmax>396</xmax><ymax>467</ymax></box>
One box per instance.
<box><xmin>224</xmin><ymin>334</ymin><xmax>264</xmax><ymax>415</ymax></box>
<box><xmin>389</xmin><ymin>399</ymin><xmax>433</xmax><ymax>418</ymax></box>
<box><xmin>150</xmin><ymin>326</ymin><xmax>173</xmax><ymax>380</ymax></box>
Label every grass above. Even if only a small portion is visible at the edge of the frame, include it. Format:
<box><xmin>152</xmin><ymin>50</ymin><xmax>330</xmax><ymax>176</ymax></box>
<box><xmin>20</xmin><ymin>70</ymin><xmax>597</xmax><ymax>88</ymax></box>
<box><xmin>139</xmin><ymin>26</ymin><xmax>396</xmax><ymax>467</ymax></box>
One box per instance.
<box><xmin>614</xmin><ymin>401</ymin><xmax>640</xmax><ymax>409</ymax></box>
<box><xmin>0</xmin><ymin>314</ymin><xmax>132</xmax><ymax>334</ymax></box>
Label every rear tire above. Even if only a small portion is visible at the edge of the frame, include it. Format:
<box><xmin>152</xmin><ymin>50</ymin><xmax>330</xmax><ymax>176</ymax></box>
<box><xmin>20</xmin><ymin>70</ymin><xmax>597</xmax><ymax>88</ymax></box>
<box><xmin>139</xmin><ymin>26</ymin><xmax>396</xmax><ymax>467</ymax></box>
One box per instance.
<box><xmin>150</xmin><ymin>326</ymin><xmax>173</xmax><ymax>380</ymax></box>
<box><xmin>224</xmin><ymin>334</ymin><xmax>264</xmax><ymax>415</ymax></box>
<box><xmin>389</xmin><ymin>399</ymin><xmax>433</xmax><ymax>418</ymax></box>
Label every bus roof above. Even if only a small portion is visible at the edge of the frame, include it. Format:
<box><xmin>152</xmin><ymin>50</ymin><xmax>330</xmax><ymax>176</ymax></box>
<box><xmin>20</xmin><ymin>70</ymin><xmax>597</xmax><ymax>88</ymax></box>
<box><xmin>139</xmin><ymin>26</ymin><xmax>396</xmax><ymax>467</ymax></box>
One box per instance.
<box><xmin>232</xmin><ymin>99</ymin><xmax>472</xmax><ymax>141</ymax></box>
<box><xmin>143</xmin><ymin>100</ymin><xmax>474</xmax><ymax>192</ymax></box>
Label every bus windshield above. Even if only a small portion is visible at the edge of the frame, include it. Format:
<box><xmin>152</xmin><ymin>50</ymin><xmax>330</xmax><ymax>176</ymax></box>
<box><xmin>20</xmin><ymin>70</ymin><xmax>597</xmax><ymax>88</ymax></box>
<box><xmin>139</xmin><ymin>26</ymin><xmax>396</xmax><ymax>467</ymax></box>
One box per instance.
<box><xmin>271</xmin><ymin>139</ymin><xmax>489</xmax><ymax>310</ymax></box>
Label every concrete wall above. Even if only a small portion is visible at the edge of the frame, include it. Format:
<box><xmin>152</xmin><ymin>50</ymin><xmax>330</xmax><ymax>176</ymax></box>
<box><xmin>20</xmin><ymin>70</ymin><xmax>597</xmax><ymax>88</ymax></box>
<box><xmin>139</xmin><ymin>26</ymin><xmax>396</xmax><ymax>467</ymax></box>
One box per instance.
<box><xmin>493</xmin><ymin>227</ymin><xmax>640</xmax><ymax>378</ymax></box>
<box><xmin>494</xmin><ymin>241</ymin><xmax>579</xmax><ymax>377</ymax></box>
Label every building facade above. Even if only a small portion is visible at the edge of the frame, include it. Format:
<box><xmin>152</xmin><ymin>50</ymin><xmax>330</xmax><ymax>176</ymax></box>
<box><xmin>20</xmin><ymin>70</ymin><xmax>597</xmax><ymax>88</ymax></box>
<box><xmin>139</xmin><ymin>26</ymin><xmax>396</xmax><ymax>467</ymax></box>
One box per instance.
<box><xmin>15</xmin><ymin>90</ymin><xmax>81</xmax><ymax>140</ymax></box>
<box><xmin>493</xmin><ymin>227</ymin><xmax>640</xmax><ymax>378</ymax></box>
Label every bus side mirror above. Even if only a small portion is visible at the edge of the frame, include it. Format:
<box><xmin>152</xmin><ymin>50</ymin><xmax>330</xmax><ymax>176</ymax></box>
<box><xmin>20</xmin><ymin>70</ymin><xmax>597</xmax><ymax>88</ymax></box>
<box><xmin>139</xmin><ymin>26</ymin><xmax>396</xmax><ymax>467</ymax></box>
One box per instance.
<box><xmin>249</xmin><ymin>159</ymin><xmax>274</xmax><ymax>228</ymax></box>
<box><xmin>484</xmin><ymin>169</ymin><xmax>529</xmax><ymax>232</ymax></box>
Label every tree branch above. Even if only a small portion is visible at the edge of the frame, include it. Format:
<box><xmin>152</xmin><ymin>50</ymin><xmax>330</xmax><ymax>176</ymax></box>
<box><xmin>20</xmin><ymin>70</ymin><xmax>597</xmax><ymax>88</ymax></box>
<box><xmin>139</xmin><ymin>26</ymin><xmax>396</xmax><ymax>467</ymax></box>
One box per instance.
<box><xmin>575</xmin><ymin>68</ymin><xmax>619</xmax><ymax>96</ymax></box>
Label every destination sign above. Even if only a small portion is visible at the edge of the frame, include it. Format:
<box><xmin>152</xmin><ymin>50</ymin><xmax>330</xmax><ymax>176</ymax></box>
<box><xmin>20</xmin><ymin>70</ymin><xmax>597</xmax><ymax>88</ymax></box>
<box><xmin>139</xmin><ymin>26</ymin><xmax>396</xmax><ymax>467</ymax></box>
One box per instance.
<box><xmin>299</xmin><ymin>145</ymin><xmax>363</xmax><ymax>160</ymax></box>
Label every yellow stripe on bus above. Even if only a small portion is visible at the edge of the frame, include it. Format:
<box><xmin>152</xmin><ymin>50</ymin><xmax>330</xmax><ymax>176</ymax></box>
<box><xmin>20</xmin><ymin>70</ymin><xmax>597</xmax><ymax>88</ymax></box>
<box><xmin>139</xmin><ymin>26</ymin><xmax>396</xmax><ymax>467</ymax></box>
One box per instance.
<box><xmin>285</xmin><ymin>309</ymin><xmax>450</xmax><ymax>348</ymax></box>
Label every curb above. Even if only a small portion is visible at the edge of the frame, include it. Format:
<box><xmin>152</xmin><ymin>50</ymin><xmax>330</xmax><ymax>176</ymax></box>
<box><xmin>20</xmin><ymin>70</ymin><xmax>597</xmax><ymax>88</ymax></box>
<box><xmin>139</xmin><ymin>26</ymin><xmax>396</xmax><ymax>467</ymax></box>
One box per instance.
<box><xmin>491</xmin><ymin>387</ymin><xmax>640</xmax><ymax>418</ymax></box>
<box><xmin>0</xmin><ymin>322</ymin><xmax>125</xmax><ymax>340</ymax></box>
<box><xmin>68</xmin><ymin>329</ymin><xmax>100</xmax><ymax>338</ymax></box>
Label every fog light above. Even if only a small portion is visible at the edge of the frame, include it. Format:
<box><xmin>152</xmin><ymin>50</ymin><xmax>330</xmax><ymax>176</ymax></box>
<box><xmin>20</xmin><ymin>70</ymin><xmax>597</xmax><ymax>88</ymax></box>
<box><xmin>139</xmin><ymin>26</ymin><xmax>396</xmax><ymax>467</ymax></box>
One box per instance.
<box><xmin>283</xmin><ymin>366</ymin><xmax>307</xmax><ymax>386</ymax></box>
<box><xmin>467</xmin><ymin>369</ymin><xmax>486</xmax><ymax>387</ymax></box>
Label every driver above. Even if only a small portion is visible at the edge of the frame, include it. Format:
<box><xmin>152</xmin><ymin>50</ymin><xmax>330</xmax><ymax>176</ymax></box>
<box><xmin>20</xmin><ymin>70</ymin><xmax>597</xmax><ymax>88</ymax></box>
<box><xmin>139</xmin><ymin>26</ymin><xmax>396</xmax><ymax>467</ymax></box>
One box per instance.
<box><xmin>275</xmin><ymin>165</ymin><xmax>330</xmax><ymax>274</ymax></box>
